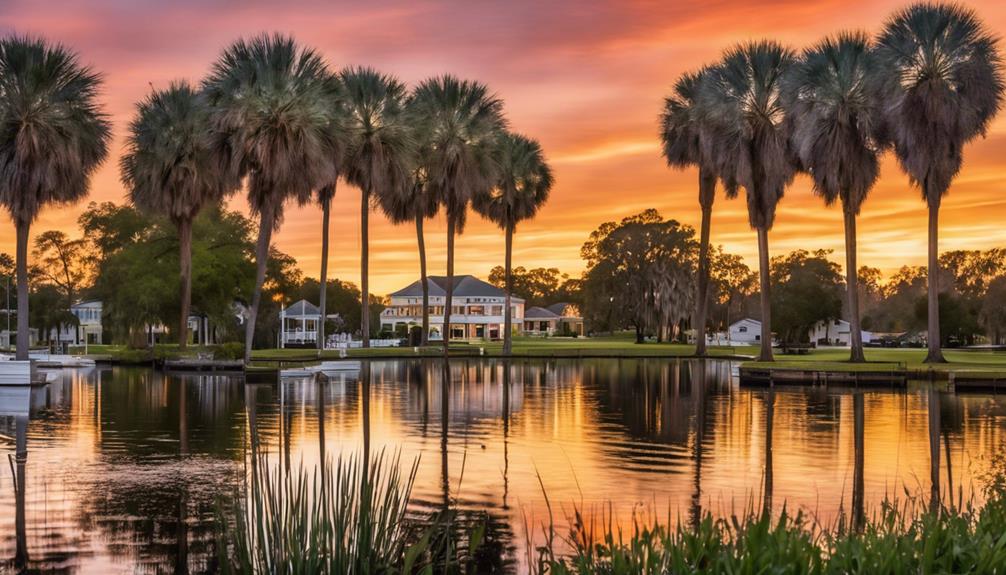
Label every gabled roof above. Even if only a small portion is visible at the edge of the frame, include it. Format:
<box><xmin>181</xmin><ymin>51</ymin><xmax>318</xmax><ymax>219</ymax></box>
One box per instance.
<box><xmin>525</xmin><ymin>306</ymin><xmax>559</xmax><ymax>319</ymax></box>
<box><xmin>390</xmin><ymin>275</ymin><xmax>524</xmax><ymax>302</ymax></box>
<box><xmin>546</xmin><ymin>303</ymin><xmax>581</xmax><ymax>317</ymax></box>
<box><xmin>730</xmin><ymin>318</ymin><xmax>761</xmax><ymax>328</ymax></box>
<box><xmin>281</xmin><ymin>299</ymin><xmax>320</xmax><ymax>317</ymax></box>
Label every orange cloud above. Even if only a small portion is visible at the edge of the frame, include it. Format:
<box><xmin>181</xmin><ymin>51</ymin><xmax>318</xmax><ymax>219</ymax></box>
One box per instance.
<box><xmin>2</xmin><ymin>0</ymin><xmax>1006</xmax><ymax>293</ymax></box>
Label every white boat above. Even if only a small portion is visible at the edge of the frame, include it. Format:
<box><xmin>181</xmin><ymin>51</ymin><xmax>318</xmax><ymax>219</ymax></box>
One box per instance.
<box><xmin>280</xmin><ymin>360</ymin><xmax>361</xmax><ymax>379</ymax></box>
<box><xmin>29</xmin><ymin>352</ymin><xmax>96</xmax><ymax>368</ymax></box>
<box><xmin>0</xmin><ymin>361</ymin><xmax>31</xmax><ymax>386</ymax></box>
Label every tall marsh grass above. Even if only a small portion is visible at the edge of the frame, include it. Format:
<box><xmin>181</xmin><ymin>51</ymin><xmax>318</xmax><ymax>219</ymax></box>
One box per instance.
<box><xmin>532</xmin><ymin>458</ymin><xmax>1006</xmax><ymax>574</ymax></box>
<box><xmin>218</xmin><ymin>452</ymin><xmax>1006</xmax><ymax>574</ymax></box>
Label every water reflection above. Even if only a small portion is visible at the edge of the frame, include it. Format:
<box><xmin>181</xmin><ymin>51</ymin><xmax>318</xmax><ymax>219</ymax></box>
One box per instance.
<box><xmin>1</xmin><ymin>360</ymin><xmax>1005</xmax><ymax>572</ymax></box>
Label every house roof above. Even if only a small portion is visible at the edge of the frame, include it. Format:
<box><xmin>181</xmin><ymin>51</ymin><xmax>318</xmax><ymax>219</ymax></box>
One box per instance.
<box><xmin>730</xmin><ymin>318</ymin><xmax>761</xmax><ymax>328</ymax></box>
<box><xmin>546</xmin><ymin>303</ymin><xmax>581</xmax><ymax>318</ymax></box>
<box><xmin>281</xmin><ymin>299</ymin><xmax>320</xmax><ymax>317</ymax></box>
<box><xmin>390</xmin><ymin>275</ymin><xmax>524</xmax><ymax>302</ymax></box>
<box><xmin>525</xmin><ymin>306</ymin><xmax>559</xmax><ymax>319</ymax></box>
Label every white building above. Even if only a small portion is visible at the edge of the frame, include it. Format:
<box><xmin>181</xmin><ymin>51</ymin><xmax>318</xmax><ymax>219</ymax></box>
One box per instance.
<box><xmin>523</xmin><ymin>303</ymin><xmax>585</xmax><ymax>336</ymax></box>
<box><xmin>808</xmin><ymin>319</ymin><xmax>873</xmax><ymax>346</ymax></box>
<box><xmin>278</xmin><ymin>300</ymin><xmax>328</xmax><ymax>348</ymax></box>
<box><xmin>48</xmin><ymin>300</ymin><xmax>104</xmax><ymax>346</ymax></box>
<box><xmin>727</xmin><ymin>318</ymin><xmax>763</xmax><ymax>344</ymax></box>
<box><xmin>380</xmin><ymin>275</ymin><xmax>525</xmax><ymax>341</ymax></box>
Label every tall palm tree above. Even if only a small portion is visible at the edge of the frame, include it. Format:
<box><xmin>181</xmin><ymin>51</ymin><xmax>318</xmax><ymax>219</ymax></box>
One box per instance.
<box><xmin>0</xmin><ymin>36</ymin><xmax>111</xmax><ymax>361</ymax></box>
<box><xmin>660</xmin><ymin>68</ymin><xmax>738</xmax><ymax>357</ymax></box>
<box><xmin>700</xmin><ymin>41</ymin><xmax>799</xmax><ymax>362</ymax></box>
<box><xmin>408</xmin><ymin>75</ymin><xmax>507</xmax><ymax>355</ymax></box>
<box><xmin>316</xmin><ymin>183</ymin><xmax>337</xmax><ymax>351</ymax></box>
<box><xmin>121</xmin><ymin>82</ymin><xmax>235</xmax><ymax>350</ymax></box>
<box><xmin>339</xmin><ymin>67</ymin><xmax>412</xmax><ymax>348</ymax></box>
<box><xmin>781</xmin><ymin>32</ymin><xmax>883</xmax><ymax>363</ymax></box>
<box><xmin>377</xmin><ymin>165</ymin><xmax>438</xmax><ymax>345</ymax></box>
<box><xmin>203</xmin><ymin>34</ymin><xmax>341</xmax><ymax>363</ymax></box>
<box><xmin>473</xmin><ymin>132</ymin><xmax>553</xmax><ymax>355</ymax></box>
<box><xmin>874</xmin><ymin>3</ymin><xmax>1004</xmax><ymax>363</ymax></box>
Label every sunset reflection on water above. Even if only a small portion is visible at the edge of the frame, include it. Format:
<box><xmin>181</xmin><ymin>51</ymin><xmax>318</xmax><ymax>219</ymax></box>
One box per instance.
<box><xmin>1</xmin><ymin>359</ymin><xmax>1004</xmax><ymax>572</ymax></box>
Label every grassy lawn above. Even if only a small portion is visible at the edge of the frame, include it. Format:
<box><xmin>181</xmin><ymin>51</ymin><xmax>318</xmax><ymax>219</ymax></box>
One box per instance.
<box><xmin>248</xmin><ymin>334</ymin><xmax>751</xmax><ymax>363</ymax></box>
<box><xmin>742</xmin><ymin>347</ymin><xmax>1006</xmax><ymax>374</ymax></box>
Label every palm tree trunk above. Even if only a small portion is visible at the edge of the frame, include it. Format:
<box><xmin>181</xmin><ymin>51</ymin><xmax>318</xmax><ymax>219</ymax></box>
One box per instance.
<box><xmin>15</xmin><ymin>221</ymin><xmax>29</xmax><ymax>361</ymax></box>
<box><xmin>244</xmin><ymin>201</ymin><xmax>275</xmax><ymax>364</ymax></box>
<box><xmin>852</xmin><ymin>391</ymin><xmax>865</xmax><ymax>531</ymax></box>
<box><xmin>763</xmin><ymin>387</ymin><xmax>775</xmax><ymax>515</ymax></box>
<box><xmin>416</xmin><ymin>213</ymin><xmax>429</xmax><ymax>346</ymax></box>
<box><xmin>443</xmin><ymin>216</ymin><xmax>456</xmax><ymax>357</ymax></box>
<box><xmin>178</xmin><ymin>218</ymin><xmax>193</xmax><ymax>351</ymax></box>
<box><xmin>695</xmin><ymin>168</ymin><xmax>716</xmax><ymax>357</ymax></box>
<box><xmin>925</xmin><ymin>198</ymin><xmax>945</xmax><ymax>363</ymax></box>
<box><xmin>844</xmin><ymin>208</ymin><xmax>865</xmax><ymax>362</ymax></box>
<box><xmin>928</xmin><ymin>386</ymin><xmax>941</xmax><ymax>512</ymax></box>
<box><xmin>503</xmin><ymin>221</ymin><xmax>514</xmax><ymax>356</ymax></box>
<box><xmin>318</xmin><ymin>187</ymin><xmax>334</xmax><ymax>351</ymax></box>
<box><xmin>361</xmin><ymin>186</ymin><xmax>370</xmax><ymax>348</ymax></box>
<box><xmin>756</xmin><ymin>227</ymin><xmax>774</xmax><ymax>362</ymax></box>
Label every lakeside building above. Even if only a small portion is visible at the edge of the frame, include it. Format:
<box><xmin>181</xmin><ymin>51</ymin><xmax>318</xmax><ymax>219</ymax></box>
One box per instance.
<box><xmin>523</xmin><ymin>303</ymin><xmax>585</xmax><ymax>336</ymax></box>
<box><xmin>726</xmin><ymin>318</ymin><xmax>763</xmax><ymax>344</ymax></box>
<box><xmin>808</xmin><ymin>319</ymin><xmax>874</xmax><ymax>346</ymax></box>
<box><xmin>380</xmin><ymin>275</ymin><xmax>524</xmax><ymax>341</ymax></box>
<box><xmin>277</xmin><ymin>299</ymin><xmax>343</xmax><ymax>348</ymax></box>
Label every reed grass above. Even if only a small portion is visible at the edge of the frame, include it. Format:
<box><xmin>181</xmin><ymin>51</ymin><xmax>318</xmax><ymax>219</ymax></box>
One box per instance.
<box><xmin>218</xmin><ymin>451</ymin><xmax>1006</xmax><ymax>574</ymax></box>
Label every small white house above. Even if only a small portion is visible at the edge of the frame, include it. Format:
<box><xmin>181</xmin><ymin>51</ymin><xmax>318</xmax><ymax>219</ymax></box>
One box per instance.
<box><xmin>727</xmin><ymin>318</ymin><xmax>762</xmax><ymax>344</ymax></box>
<box><xmin>808</xmin><ymin>319</ymin><xmax>873</xmax><ymax>346</ymax></box>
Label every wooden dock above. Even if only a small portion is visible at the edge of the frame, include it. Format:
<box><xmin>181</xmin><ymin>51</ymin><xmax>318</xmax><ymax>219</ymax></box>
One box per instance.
<box><xmin>951</xmin><ymin>373</ymin><xmax>1006</xmax><ymax>393</ymax></box>
<box><xmin>739</xmin><ymin>366</ymin><xmax>908</xmax><ymax>387</ymax></box>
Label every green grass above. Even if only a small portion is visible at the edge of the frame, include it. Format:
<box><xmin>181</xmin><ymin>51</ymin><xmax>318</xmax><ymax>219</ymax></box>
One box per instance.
<box><xmin>249</xmin><ymin>333</ymin><xmax>748</xmax><ymax>363</ymax></box>
<box><xmin>742</xmin><ymin>347</ymin><xmax>1006</xmax><ymax>375</ymax></box>
<box><xmin>216</xmin><ymin>450</ymin><xmax>493</xmax><ymax>574</ymax></box>
<box><xmin>218</xmin><ymin>450</ymin><xmax>1006</xmax><ymax>574</ymax></box>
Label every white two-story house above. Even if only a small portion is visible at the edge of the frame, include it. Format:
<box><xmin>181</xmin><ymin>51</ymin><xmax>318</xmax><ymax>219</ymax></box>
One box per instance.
<box><xmin>381</xmin><ymin>275</ymin><xmax>524</xmax><ymax>341</ymax></box>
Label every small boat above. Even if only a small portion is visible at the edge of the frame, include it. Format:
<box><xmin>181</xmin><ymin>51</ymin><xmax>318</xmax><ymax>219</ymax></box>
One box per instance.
<box><xmin>32</xmin><ymin>354</ymin><xmax>96</xmax><ymax>368</ymax></box>
<box><xmin>280</xmin><ymin>360</ymin><xmax>361</xmax><ymax>379</ymax></box>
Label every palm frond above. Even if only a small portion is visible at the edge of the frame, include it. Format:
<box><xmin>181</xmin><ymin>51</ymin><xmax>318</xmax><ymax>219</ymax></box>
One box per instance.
<box><xmin>873</xmin><ymin>2</ymin><xmax>1004</xmax><ymax>203</ymax></box>
<box><xmin>0</xmin><ymin>35</ymin><xmax>111</xmax><ymax>225</ymax></box>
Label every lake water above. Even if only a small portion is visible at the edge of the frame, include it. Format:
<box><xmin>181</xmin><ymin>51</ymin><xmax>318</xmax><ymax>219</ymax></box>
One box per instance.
<box><xmin>1</xmin><ymin>359</ymin><xmax>1005</xmax><ymax>573</ymax></box>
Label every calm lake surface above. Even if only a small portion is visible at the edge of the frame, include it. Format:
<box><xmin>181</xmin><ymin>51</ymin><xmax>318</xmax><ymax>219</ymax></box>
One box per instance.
<box><xmin>1</xmin><ymin>359</ymin><xmax>1005</xmax><ymax>573</ymax></box>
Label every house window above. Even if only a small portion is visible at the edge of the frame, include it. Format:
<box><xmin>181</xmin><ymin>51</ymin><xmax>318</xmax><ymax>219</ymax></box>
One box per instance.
<box><xmin>739</xmin><ymin>326</ymin><xmax>748</xmax><ymax>333</ymax></box>
<box><xmin>755</xmin><ymin>335</ymin><xmax>761</xmax><ymax>341</ymax></box>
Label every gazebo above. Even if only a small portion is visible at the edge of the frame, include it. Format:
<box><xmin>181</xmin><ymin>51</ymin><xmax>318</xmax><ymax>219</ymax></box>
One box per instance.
<box><xmin>278</xmin><ymin>300</ymin><xmax>322</xmax><ymax>348</ymax></box>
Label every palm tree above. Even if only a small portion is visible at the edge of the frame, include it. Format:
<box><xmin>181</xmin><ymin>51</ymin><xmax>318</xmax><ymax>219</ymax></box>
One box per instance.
<box><xmin>0</xmin><ymin>36</ymin><xmax>111</xmax><ymax>361</ymax></box>
<box><xmin>874</xmin><ymin>3</ymin><xmax>1004</xmax><ymax>363</ymax></box>
<box><xmin>473</xmin><ymin>132</ymin><xmax>553</xmax><ymax>355</ymax></box>
<box><xmin>700</xmin><ymin>41</ymin><xmax>799</xmax><ymax>362</ymax></box>
<box><xmin>121</xmin><ymin>82</ymin><xmax>235</xmax><ymax>350</ymax></box>
<box><xmin>316</xmin><ymin>183</ymin><xmax>337</xmax><ymax>351</ymax></box>
<box><xmin>339</xmin><ymin>67</ymin><xmax>412</xmax><ymax>348</ymax></box>
<box><xmin>781</xmin><ymin>32</ymin><xmax>883</xmax><ymax>363</ymax></box>
<box><xmin>203</xmin><ymin>34</ymin><xmax>342</xmax><ymax>363</ymax></box>
<box><xmin>377</xmin><ymin>165</ymin><xmax>438</xmax><ymax>345</ymax></box>
<box><xmin>408</xmin><ymin>75</ymin><xmax>507</xmax><ymax>355</ymax></box>
<box><xmin>660</xmin><ymin>68</ymin><xmax>738</xmax><ymax>357</ymax></box>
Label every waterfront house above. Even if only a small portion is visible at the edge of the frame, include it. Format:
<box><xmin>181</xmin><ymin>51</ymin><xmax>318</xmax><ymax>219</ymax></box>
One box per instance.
<box><xmin>523</xmin><ymin>303</ymin><xmax>584</xmax><ymax>336</ymax></box>
<box><xmin>380</xmin><ymin>275</ymin><xmax>524</xmax><ymax>341</ymax></box>
<box><xmin>278</xmin><ymin>299</ymin><xmax>324</xmax><ymax>348</ymax></box>
<box><xmin>727</xmin><ymin>318</ymin><xmax>762</xmax><ymax>344</ymax></box>
<box><xmin>48</xmin><ymin>300</ymin><xmax>104</xmax><ymax>346</ymax></box>
<box><xmin>808</xmin><ymin>319</ymin><xmax>874</xmax><ymax>346</ymax></box>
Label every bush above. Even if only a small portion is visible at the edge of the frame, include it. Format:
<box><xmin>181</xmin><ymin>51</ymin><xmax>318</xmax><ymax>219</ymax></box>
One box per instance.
<box><xmin>213</xmin><ymin>342</ymin><xmax>245</xmax><ymax>360</ymax></box>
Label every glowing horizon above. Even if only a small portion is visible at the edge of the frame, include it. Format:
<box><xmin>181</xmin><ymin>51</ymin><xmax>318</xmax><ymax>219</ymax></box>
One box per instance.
<box><xmin>3</xmin><ymin>0</ymin><xmax>1006</xmax><ymax>294</ymax></box>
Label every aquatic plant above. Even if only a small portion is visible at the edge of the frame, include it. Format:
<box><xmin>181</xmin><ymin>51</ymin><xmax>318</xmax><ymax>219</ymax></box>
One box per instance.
<box><xmin>535</xmin><ymin>456</ymin><xmax>1006</xmax><ymax>574</ymax></box>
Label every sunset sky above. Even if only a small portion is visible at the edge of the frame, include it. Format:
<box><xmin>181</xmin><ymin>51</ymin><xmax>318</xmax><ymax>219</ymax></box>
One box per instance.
<box><xmin>3</xmin><ymin>0</ymin><xmax>1006</xmax><ymax>294</ymax></box>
